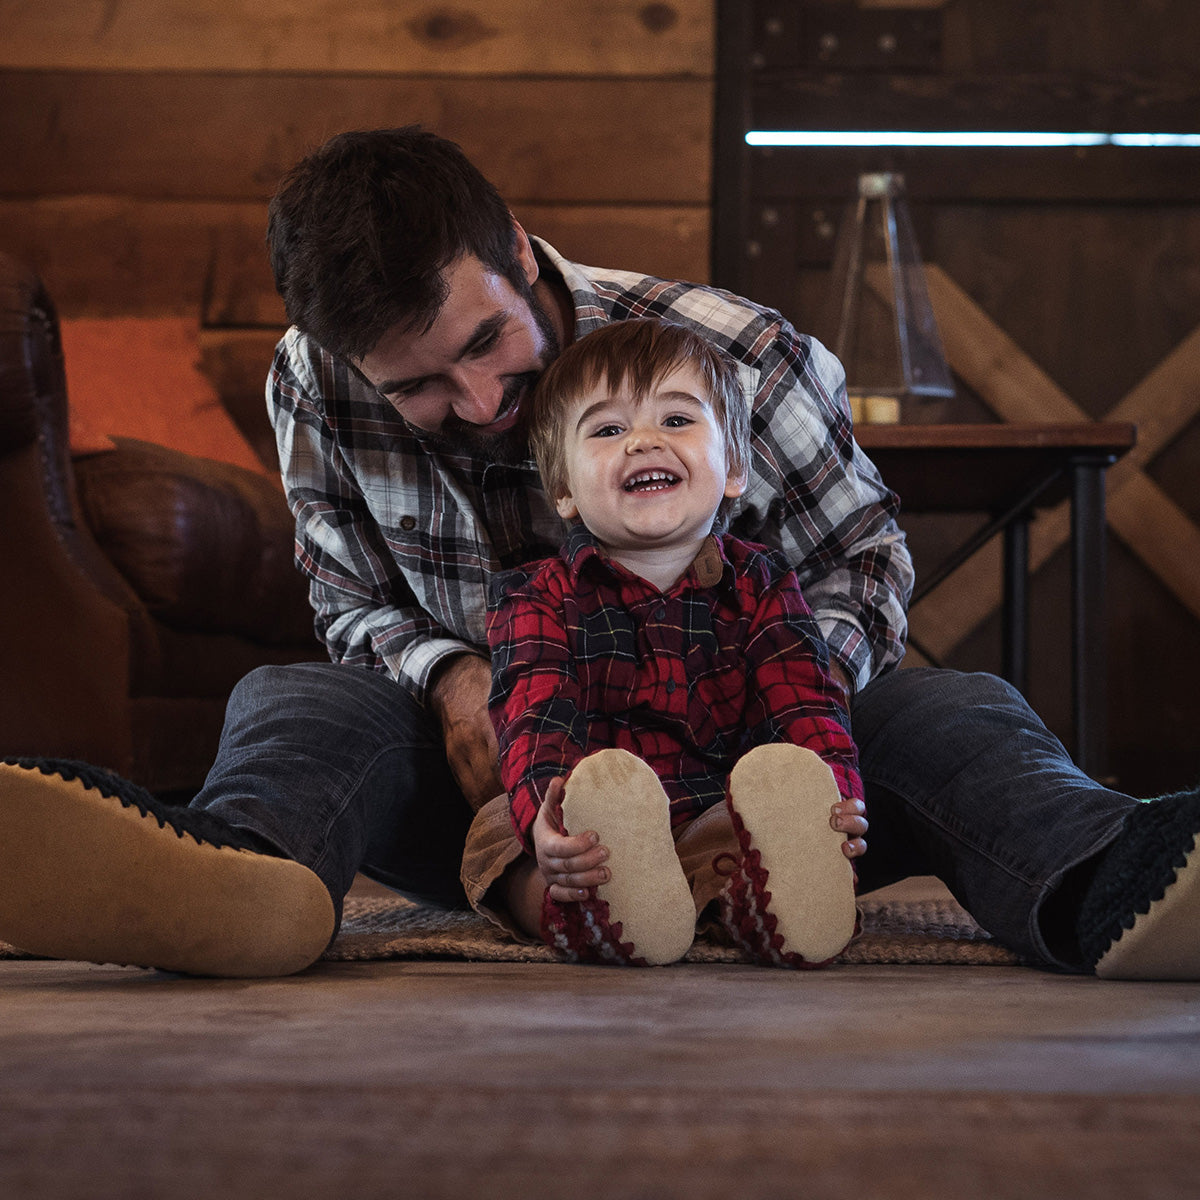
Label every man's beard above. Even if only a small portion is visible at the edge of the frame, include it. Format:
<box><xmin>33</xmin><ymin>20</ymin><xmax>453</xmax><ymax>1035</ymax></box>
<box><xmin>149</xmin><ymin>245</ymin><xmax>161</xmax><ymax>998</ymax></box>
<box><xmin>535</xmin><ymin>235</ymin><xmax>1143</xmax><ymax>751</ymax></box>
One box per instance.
<box><xmin>421</xmin><ymin>281</ymin><xmax>562</xmax><ymax>467</ymax></box>
<box><xmin>420</xmin><ymin>370</ymin><xmax>539</xmax><ymax>466</ymax></box>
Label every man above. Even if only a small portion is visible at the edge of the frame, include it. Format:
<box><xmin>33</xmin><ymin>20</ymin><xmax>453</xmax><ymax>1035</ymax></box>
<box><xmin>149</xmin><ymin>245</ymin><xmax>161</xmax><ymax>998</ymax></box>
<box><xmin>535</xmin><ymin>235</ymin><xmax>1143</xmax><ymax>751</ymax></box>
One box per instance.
<box><xmin>2</xmin><ymin>126</ymin><xmax>1197</xmax><ymax>979</ymax></box>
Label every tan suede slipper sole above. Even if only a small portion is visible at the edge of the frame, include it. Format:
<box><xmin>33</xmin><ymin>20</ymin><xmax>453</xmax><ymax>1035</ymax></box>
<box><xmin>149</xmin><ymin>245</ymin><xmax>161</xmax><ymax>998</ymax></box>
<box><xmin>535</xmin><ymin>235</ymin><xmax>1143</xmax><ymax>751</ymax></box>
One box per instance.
<box><xmin>726</xmin><ymin>744</ymin><xmax>857</xmax><ymax>964</ymax></box>
<box><xmin>0</xmin><ymin>761</ymin><xmax>336</xmax><ymax>977</ymax></box>
<box><xmin>561</xmin><ymin>749</ymin><xmax>696</xmax><ymax>965</ymax></box>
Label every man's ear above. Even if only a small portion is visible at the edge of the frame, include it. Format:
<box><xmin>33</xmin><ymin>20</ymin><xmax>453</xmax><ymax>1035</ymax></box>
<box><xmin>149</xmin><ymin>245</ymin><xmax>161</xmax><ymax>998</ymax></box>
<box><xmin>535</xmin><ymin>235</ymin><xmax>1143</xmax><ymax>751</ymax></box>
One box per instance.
<box><xmin>511</xmin><ymin>216</ymin><xmax>539</xmax><ymax>287</ymax></box>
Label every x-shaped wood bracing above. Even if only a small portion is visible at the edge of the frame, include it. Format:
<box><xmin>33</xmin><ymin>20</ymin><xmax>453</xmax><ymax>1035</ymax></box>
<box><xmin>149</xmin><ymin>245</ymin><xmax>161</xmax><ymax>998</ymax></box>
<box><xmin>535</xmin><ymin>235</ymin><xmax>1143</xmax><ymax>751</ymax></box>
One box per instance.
<box><xmin>899</xmin><ymin>266</ymin><xmax>1200</xmax><ymax>663</ymax></box>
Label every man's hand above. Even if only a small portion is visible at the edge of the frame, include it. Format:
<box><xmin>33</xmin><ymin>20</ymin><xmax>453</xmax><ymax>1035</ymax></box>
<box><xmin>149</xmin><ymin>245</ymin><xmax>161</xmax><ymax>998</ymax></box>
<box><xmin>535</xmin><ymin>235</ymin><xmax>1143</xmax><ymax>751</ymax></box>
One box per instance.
<box><xmin>429</xmin><ymin>654</ymin><xmax>503</xmax><ymax>811</ymax></box>
<box><xmin>827</xmin><ymin>659</ymin><xmax>854</xmax><ymax>709</ymax></box>
<box><xmin>533</xmin><ymin>777</ymin><xmax>611</xmax><ymax>901</ymax></box>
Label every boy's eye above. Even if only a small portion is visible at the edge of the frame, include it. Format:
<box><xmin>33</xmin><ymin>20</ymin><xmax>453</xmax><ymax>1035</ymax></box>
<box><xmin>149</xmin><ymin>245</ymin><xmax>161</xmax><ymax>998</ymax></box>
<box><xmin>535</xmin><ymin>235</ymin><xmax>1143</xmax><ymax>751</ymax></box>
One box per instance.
<box><xmin>663</xmin><ymin>414</ymin><xmax>693</xmax><ymax>428</ymax></box>
<box><xmin>591</xmin><ymin>423</ymin><xmax>624</xmax><ymax>438</ymax></box>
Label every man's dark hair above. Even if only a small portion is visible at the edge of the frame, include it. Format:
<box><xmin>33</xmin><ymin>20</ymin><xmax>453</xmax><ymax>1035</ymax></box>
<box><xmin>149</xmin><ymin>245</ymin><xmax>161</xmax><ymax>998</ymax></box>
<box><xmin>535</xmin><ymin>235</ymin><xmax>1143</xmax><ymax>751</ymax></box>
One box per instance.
<box><xmin>267</xmin><ymin>126</ymin><xmax>522</xmax><ymax>361</ymax></box>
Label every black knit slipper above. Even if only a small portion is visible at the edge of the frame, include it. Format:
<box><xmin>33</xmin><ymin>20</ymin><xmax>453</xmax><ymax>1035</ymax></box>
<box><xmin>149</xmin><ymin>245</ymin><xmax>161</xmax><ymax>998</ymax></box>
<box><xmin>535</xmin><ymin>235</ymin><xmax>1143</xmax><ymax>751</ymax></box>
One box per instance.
<box><xmin>0</xmin><ymin>757</ymin><xmax>335</xmax><ymax>977</ymax></box>
<box><xmin>1077</xmin><ymin>786</ymin><xmax>1200</xmax><ymax>979</ymax></box>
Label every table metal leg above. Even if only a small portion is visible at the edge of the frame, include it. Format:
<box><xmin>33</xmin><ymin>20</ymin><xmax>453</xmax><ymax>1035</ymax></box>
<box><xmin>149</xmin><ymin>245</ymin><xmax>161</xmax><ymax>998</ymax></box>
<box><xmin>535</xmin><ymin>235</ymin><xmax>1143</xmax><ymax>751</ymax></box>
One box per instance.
<box><xmin>1002</xmin><ymin>515</ymin><xmax>1030</xmax><ymax>694</ymax></box>
<box><xmin>1071</xmin><ymin>456</ymin><xmax>1111</xmax><ymax>779</ymax></box>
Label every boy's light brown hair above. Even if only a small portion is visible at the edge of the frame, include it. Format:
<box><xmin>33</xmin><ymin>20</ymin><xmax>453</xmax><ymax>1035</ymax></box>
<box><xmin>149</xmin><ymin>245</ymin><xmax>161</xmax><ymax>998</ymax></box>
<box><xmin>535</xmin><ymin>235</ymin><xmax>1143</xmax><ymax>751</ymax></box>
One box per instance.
<box><xmin>527</xmin><ymin>317</ymin><xmax>751</xmax><ymax>506</ymax></box>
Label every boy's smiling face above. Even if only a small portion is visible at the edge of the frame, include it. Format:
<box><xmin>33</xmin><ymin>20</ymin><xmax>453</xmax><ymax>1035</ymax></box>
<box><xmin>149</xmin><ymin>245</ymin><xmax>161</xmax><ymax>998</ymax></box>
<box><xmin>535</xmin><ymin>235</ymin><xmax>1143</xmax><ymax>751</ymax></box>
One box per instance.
<box><xmin>554</xmin><ymin>362</ymin><xmax>746</xmax><ymax>567</ymax></box>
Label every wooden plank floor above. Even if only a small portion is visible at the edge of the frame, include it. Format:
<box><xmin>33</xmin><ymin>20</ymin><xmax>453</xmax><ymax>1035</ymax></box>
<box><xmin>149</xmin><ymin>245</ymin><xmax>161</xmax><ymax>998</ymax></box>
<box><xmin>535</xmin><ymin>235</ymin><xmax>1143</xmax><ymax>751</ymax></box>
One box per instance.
<box><xmin>2</xmin><ymin>880</ymin><xmax>1199</xmax><ymax>1199</ymax></box>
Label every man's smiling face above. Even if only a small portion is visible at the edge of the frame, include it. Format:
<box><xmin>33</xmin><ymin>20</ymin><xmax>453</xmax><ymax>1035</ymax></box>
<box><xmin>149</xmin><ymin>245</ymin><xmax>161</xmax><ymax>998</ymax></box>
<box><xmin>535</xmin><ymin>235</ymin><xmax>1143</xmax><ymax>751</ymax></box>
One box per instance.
<box><xmin>355</xmin><ymin>236</ymin><xmax>561</xmax><ymax>464</ymax></box>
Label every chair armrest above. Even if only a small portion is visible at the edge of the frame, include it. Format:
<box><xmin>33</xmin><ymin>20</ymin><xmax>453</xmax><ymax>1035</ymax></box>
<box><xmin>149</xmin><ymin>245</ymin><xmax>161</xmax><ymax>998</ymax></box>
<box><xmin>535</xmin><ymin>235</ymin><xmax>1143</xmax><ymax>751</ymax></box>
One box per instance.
<box><xmin>75</xmin><ymin>437</ymin><xmax>316</xmax><ymax>646</ymax></box>
<box><xmin>0</xmin><ymin>251</ymin><xmax>62</xmax><ymax>461</ymax></box>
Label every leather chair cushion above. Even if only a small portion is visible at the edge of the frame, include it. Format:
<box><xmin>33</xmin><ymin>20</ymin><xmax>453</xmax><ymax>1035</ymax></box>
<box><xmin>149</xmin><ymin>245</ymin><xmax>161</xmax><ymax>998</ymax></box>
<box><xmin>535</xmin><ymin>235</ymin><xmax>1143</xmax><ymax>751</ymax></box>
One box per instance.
<box><xmin>74</xmin><ymin>437</ymin><xmax>316</xmax><ymax>646</ymax></box>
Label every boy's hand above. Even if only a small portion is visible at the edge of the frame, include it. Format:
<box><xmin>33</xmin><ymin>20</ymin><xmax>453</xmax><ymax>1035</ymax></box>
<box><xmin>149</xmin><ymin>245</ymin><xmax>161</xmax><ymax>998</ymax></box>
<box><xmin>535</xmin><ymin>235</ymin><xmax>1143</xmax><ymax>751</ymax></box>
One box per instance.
<box><xmin>833</xmin><ymin>797</ymin><xmax>868</xmax><ymax>859</ymax></box>
<box><xmin>533</xmin><ymin>777</ymin><xmax>611</xmax><ymax>901</ymax></box>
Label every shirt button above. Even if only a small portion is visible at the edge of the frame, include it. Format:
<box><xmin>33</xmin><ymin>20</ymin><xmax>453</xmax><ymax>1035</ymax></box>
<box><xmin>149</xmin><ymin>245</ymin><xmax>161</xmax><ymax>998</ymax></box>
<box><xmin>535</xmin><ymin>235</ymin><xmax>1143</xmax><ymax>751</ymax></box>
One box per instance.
<box><xmin>655</xmin><ymin>606</ymin><xmax>667</xmax><ymax>620</ymax></box>
<box><xmin>666</xmin><ymin>679</ymin><xmax>677</xmax><ymax>694</ymax></box>
<box><xmin>400</xmin><ymin>516</ymin><xmax>417</xmax><ymax>531</ymax></box>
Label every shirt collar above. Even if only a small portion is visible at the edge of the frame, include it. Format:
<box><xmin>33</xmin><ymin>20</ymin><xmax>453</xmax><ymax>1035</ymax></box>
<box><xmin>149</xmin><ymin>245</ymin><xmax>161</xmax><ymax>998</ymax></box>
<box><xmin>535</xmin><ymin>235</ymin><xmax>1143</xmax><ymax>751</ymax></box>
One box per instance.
<box><xmin>562</xmin><ymin>522</ymin><xmax>733</xmax><ymax>594</ymax></box>
<box><xmin>530</xmin><ymin>237</ymin><xmax>611</xmax><ymax>340</ymax></box>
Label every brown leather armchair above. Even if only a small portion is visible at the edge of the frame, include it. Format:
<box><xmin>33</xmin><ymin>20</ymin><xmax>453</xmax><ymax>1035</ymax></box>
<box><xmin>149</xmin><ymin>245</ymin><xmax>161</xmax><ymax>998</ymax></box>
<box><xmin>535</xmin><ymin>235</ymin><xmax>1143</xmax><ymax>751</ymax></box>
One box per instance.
<box><xmin>0</xmin><ymin>252</ymin><xmax>325</xmax><ymax>794</ymax></box>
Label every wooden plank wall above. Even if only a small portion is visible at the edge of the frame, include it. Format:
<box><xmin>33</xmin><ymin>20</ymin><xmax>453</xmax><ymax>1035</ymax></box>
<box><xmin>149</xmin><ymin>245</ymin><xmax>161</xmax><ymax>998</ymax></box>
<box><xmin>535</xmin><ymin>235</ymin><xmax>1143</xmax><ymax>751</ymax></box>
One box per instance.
<box><xmin>0</xmin><ymin>0</ymin><xmax>715</xmax><ymax>441</ymax></box>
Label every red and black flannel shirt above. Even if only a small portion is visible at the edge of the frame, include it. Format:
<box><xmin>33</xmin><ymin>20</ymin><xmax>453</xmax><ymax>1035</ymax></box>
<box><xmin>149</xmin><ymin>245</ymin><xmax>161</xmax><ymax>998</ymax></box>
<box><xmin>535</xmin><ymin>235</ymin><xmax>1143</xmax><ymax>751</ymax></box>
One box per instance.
<box><xmin>488</xmin><ymin>523</ymin><xmax>864</xmax><ymax>852</ymax></box>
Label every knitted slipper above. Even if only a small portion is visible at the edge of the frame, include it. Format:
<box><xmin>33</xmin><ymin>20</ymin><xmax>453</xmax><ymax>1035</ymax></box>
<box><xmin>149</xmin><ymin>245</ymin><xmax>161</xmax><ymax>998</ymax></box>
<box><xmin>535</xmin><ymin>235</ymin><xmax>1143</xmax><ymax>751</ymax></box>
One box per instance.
<box><xmin>717</xmin><ymin>744</ymin><xmax>858</xmax><ymax>967</ymax></box>
<box><xmin>0</xmin><ymin>757</ymin><xmax>336</xmax><ymax>977</ymax></box>
<box><xmin>542</xmin><ymin>749</ymin><xmax>696</xmax><ymax>966</ymax></box>
<box><xmin>1078</xmin><ymin>786</ymin><xmax>1200</xmax><ymax>980</ymax></box>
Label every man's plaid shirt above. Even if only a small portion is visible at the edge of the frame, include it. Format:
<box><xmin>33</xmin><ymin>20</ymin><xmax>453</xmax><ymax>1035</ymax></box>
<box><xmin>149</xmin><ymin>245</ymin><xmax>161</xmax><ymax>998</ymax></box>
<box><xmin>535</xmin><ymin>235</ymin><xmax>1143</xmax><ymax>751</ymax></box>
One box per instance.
<box><xmin>489</xmin><ymin>525</ymin><xmax>864</xmax><ymax>850</ymax></box>
<box><xmin>269</xmin><ymin>239</ymin><xmax>914</xmax><ymax>701</ymax></box>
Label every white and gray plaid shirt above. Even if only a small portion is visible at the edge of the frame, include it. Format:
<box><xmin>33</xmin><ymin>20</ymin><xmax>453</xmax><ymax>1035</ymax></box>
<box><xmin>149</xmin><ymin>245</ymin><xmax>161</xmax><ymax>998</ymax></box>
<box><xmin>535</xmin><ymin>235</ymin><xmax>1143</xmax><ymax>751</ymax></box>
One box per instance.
<box><xmin>269</xmin><ymin>239</ymin><xmax>913</xmax><ymax>701</ymax></box>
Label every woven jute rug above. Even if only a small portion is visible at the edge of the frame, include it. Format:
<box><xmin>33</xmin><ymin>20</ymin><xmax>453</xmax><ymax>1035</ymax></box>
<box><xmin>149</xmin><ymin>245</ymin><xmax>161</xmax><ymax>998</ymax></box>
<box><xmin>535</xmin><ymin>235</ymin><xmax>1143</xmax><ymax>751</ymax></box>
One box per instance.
<box><xmin>324</xmin><ymin>891</ymin><xmax>1022</xmax><ymax>966</ymax></box>
<box><xmin>0</xmin><ymin>891</ymin><xmax>1021</xmax><ymax>966</ymax></box>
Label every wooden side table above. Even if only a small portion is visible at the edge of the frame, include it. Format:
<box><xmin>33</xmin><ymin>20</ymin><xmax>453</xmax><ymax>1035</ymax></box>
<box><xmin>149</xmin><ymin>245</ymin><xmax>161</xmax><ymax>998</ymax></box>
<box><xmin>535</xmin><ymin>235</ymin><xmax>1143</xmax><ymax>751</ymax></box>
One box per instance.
<box><xmin>855</xmin><ymin>422</ymin><xmax>1137</xmax><ymax>778</ymax></box>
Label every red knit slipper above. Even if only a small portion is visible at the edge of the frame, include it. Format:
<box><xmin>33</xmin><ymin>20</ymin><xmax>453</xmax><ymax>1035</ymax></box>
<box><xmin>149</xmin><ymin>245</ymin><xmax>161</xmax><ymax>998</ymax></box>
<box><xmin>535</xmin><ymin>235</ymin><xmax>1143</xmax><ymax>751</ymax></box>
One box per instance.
<box><xmin>716</xmin><ymin>744</ymin><xmax>858</xmax><ymax>968</ymax></box>
<box><xmin>541</xmin><ymin>749</ymin><xmax>696</xmax><ymax>966</ymax></box>
<box><xmin>540</xmin><ymin>889</ymin><xmax>646</xmax><ymax>965</ymax></box>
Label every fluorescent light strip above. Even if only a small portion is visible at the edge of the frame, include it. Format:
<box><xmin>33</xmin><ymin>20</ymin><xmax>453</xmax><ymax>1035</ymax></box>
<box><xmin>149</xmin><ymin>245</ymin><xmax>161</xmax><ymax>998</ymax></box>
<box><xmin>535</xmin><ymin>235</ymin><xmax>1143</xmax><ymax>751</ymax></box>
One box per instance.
<box><xmin>745</xmin><ymin>131</ymin><xmax>1200</xmax><ymax>148</ymax></box>
<box><xmin>1112</xmin><ymin>133</ymin><xmax>1200</xmax><ymax>147</ymax></box>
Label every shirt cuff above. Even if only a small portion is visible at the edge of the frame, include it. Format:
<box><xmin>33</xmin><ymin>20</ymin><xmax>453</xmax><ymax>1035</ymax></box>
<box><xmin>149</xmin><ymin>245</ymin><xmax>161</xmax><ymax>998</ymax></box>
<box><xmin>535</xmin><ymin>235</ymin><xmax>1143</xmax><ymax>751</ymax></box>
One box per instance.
<box><xmin>813</xmin><ymin>613</ymin><xmax>875</xmax><ymax>696</ymax></box>
<box><xmin>392</xmin><ymin>636</ymin><xmax>484</xmax><ymax>704</ymax></box>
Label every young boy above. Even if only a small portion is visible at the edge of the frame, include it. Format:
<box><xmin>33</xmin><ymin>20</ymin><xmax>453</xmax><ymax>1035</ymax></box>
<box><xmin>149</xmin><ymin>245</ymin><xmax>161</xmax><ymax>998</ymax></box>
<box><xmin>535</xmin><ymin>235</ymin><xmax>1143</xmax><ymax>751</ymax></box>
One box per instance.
<box><xmin>464</xmin><ymin>317</ymin><xmax>866</xmax><ymax>967</ymax></box>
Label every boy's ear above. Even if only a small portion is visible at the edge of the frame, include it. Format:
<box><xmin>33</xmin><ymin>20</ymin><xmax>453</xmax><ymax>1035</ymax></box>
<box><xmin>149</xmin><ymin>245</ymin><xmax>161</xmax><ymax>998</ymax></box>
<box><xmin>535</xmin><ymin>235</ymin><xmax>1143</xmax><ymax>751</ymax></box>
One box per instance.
<box><xmin>724</xmin><ymin>467</ymin><xmax>748</xmax><ymax>500</ymax></box>
<box><xmin>555</xmin><ymin>492</ymin><xmax>580</xmax><ymax>520</ymax></box>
